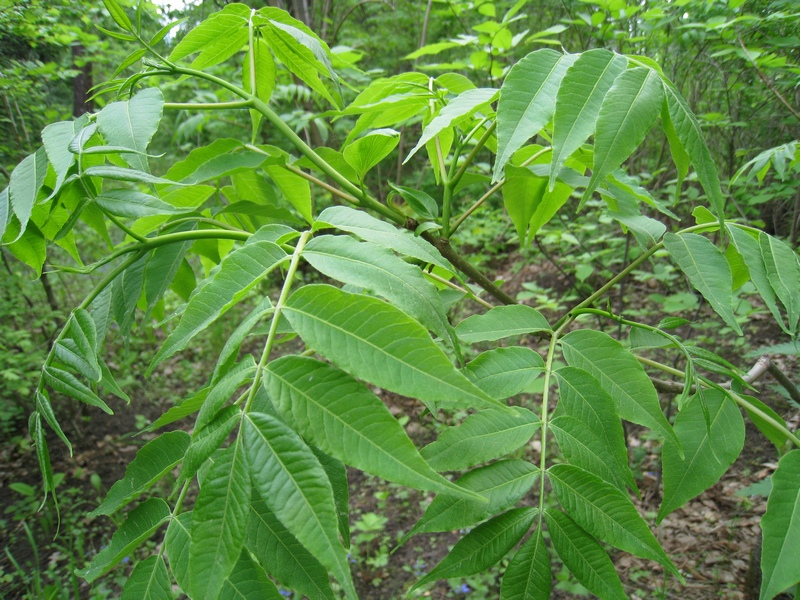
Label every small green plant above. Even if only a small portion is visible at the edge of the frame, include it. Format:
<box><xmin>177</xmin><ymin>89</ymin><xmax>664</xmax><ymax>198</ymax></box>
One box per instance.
<box><xmin>2</xmin><ymin>1</ymin><xmax>800</xmax><ymax>599</ymax></box>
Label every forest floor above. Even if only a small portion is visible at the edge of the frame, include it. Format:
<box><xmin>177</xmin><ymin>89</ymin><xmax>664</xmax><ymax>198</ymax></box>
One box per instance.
<box><xmin>0</xmin><ymin>255</ymin><xmax>797</xmax><ymax>600</ymax></box>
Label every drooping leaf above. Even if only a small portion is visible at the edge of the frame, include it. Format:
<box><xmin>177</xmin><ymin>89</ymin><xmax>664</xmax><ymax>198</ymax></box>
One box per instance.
<box><xmin>343</xmin><ymin>129</ymin><xmax>400</xmax><ymax>180</ymax></box>
<box><xmin>265</xmin><ymin>356</ymin><xmax>482</xmax><ymax>500</ymax></box>
<box><xmin>9</xmin><ymin>147</ymin><xmax>48</xmax><ymax>236</ymax></box>
<box><xmin>42</xmin><ymin>366</ymin><xmax>113</xmax><ymax>414</ymax></box>
<box><xmin>302</xmin><ymin>234</ymin><xmax>455</xmax><ymax>348</ymax></box>
<box><xmin>560</xmin><ymin>330</ymin><xmax>679</xmax><ymax>448</ymax></box>
<box><xmin>35</xmin><ymin>391</ymin><xmax>71</xmax><ymax>455</ymax></box>
<box><xmin>503</xmin><ymin>165</ymin><xmax>548</xmax><ymax>245</ymax></box>
<box><xmin>247</xmin><ymin>497</ymin><xmax>335</xmax><ymax>600</ymax></box>
<box><xmin>582</xmin><ymin>67</ymin><xmax>663</xmax><ymax>204</ymax></box>
<box><xmin>91</xmin><ymin>430</ymin><xmax>190</xmax><ymax>517</ymax></box>
<box><xmin>121</xmin><ymin>555</ymin><xmax>171</xmax><ymax>600</ymax></box>
<box><xmin>545</xmin><ymin>509</ymin><xmax>627</xmax><ymax>600</ymax></box>
<box><xmin>759</xmin><ymin>232</ymin><xmax>800</xmax><ymax>335</ymax></box>
<box><xmin>548</xmin><ymin>464</ymin><xmax>678</xmax><ymax>576</ymax></box>
<box><xmin>283</xmin><ymin>284</ymin><xmax>505</xmax><ymax>413</ymax></box>
<box><xmin>311</xmin><ymin>447</ymin><xmax>350</xmax><ymax>548</ymax></box>
<box><xmin>244</xmin><ymin>412</ymin><xmax>356</xmax><ymax>599</ymax></box>
<box><xmin>411</xmin><ymin>508</ymin><xmax>536</xmax><ymax>591</ymax></box>
<box><xmin>315</xmin><ymin>205</ymin><xmax>451</xmax><ymax>270</ymax></box>
<box><xmin>760</xmin><ymin>450</ymin><xmax>800</xmax><ymax>600</ymax></box>
<box><xmin>421</xmin><ymin>407</ymin><xmax>540</xmax><ymax>472</ymax></box>
<box><xmin>658</xmin><ymin>391</ymin><xmax>744</xmax><ymax>523</ymax></box>
<box><xmin>77</xmin><ymin>498</ymin><xmax>171</xmax><ymax>582</ymax></box>
<box><xmin>456</xmin><ymin>304</ymin><xmax>551</xmax><ymax>343</ymax></box>
<box><xmin>149</xmin><ymin>240</ymin><xmax>286</xmax><ymax>371</ymax></box>
<box><xmin>550</xmin><ymin>49</ymin><xmax>628</xmax><ymax>190</ymax></box>
<box><xmin>402</xmin><ymin>460</ymin><xmax>538</xmax><ymax>541</ymax></box>
<box><xmin>500</xmin><ymin>525</ymin><xmax>550</xmax><ymax>600</ymax></box>
<box><xmin>662</xmin><ymin>233</ymin><xmax>742</xmax><ymax>334</ymax></box>
<box><xmin>462</xmin><ymin>347</ymin><xmax>544</xmax><ymax>400</ymax></box>
<box><xmin>741</xmin><ymin>394</ymin><xmax>789</xmax><ymax>453</ymax></box>
<box><xmin>662</xmin><ymin>82</ymin><xmax>725</xmax><ymax>221</ymax></box>
<box><xmin>220</xmin><ymin>550</ymin><xmax>283</xmax><ymax>600</ymax></box>
<box><xmin>6</xmin><ymin>221</ymin><xmax>47</xmax><ymax>275</ymax></box>
<box><xmin>494</xmin><ymin>49</ymin><xmax>577</xmax><ymax>180</ymax></box>
<box><xmin>96</xmin><ymin>87</ymin><xmax>163</xmax><ymax>173</ymax></box>
<box><xmin>189</xmin><ymin>439</ymin><xmax>251</xmax><ymax>600</ymax></box>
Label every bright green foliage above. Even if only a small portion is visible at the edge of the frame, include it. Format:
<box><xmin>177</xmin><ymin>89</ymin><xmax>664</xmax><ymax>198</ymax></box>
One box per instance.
<box><xmin>3</xmin><ymin>2</ymin><xmax>799</xmax><ymax>598</ymax></box>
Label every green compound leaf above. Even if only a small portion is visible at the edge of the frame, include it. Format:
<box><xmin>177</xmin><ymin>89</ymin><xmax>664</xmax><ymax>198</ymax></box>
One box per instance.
<box><xmin>121</xmin><ymin>555</ymin><xmax>171</xmax><ymax>600</ymax></box>
<box><xmin>247</xmin><ymin>497</ymin><xmax>335</xmax><ymax>600</ymax></box>
<box><xmin>189</xmin><ymin>439</ymin><xmax>251</xmax><ymax>600</ymax></box>
<box><xmin>421</xmin><ymin>407</ymin><xmax>539</xmax><ymax>472</ymax></box>
<box><xmin>658</xmin><ymin>390</ymin><xmax>744</xmax><ymax>523</ymax></box>
<box><xmin>560</xmin><ymin>330</ymin><xmax>679</xmax><ymax>449</ymax></box>
<box><xmin>663</xmin><ymin>233</ymin><xmax>742</xmax><ymax>335</ymax></box>
<box><xmin>500</xmin><ymin>525</ymin><xmax>550</xmax><ymax>600</ymax></box>
<box><xmin>220</xmin><ymin>550</ymin><xmax>283</xmax><ymax>600</ymax></box>
<box><xmin>150</xmin><ymin>240</ymin><xmax>287</xmax><ymax>372</ymax></box>
<box><xmin>494</xmin><ymin>49</ymin><xmax>577</xmax><ymax>181</ymax></box>
<box><xmin>550</xmin><ymin>49</ymin><xmax>628</xmax><ymax>191</ymax></box>
<box><xmin>548</xmin><ymin>464</ymin><xmax>679</xmax><ymax>577</ymax></box>
<box><xmin>283</xmin><ymin>284</ymin><xmax>505</xmax><ymax>413</ymax></box>
<box><xmin>760</xmin><ymin>450</ymin><xmax>800</xmax><ymax>600</ymax></box>
<box><xmin>582</xmin><ymin>67</ymin><xmax>663</xmax><ymax>204</ymax></box>
<box><xmin>77</xmin><ymin>498</ymin><xmax>170</xmax><ymax>582</ymax></box>
<box><xmin>302</xmin><ymin>234</ymin><xmax>455</xmax><ymax>349</ymax></box>
<box><xmin>759</xmin><ymin>232</ymin><xmax>800</xmax><ymax>335</ymax></box>
<box><xmin>455</xmin><ymin>304</ymin><xmax>551</xmax><ymax>343</ymax></box>
<box><xmin>91</xmin><ymin>430</ymin><xmax>190</xmax><ymax>517</ymax></box>
<box><xmin>265</xmin><ymin>356</ymin><xmax>483</xmax><ymax>500</ymax></box>
<box><xmin>402</xmin><ymin>459</ymin><xmax>538</xmax><ymax>542</ymax></box>
<box><xmin>96</xmin><ymin>87</ymin><xmax>163</xmax><ymax>173</ymax></box>
<box><xmin>463</xmin><ymin>346</ymin><xmax>544</xmax><ymax>401</ymax></box>
<box><xmin>411</xmin><ymin>508</ymin><xmax>537</xmax><ymax>592</ymax></box>
<box><xmin>244</xmin><ymin>412</ymin><xmax>356</xmax><ymax>600</ymax></box>
<box><xmin>545</xmin><ymin>509</ymin><xmax>627</xmax><ymax>600</ymax></box>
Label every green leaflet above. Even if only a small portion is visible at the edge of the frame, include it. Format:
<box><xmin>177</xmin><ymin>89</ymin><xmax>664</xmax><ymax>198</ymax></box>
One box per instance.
<box><xmin>6</xmin><ymin>221</ymin><xmax>46</xmax><ymax>275</ymax></box>
<box><xmin>551</xmin><ymin>415</ymin><xmax>629</xmax><ymax>492</ymax></box>
<box><xmin>455</xmin><ymin>304</ymin><xmax>551</xmax><ymax>343</ymax></box>
<box><xmin>213</xmin><ymin>296</ymin><xmax>274</xmax><ymax>382</ymax></box>
<box><xmin>560</xmin><ymin>330</ymin><xmax>680</xmax><ymax>449</ymax></box>
<box><xmin>83</xmin><ymin>166</ymin><xmax>182</xmax><ymax>186</ymax></box>
<box><xmin>9</xmin><ymin>146</ymin><xmax>48</xmax><ymax>237</ymax></box>
<box><xmin>144</xmin><ymin>223</ymin><xmax>197</xmax><ymax>315</ymax></box>
<box><xmin>265</xmin><ymin>356</ymin><xmax>483</xmax><ymax>500</ymax></box>
<box><xmin>120</xmin><ymin>555</ymin><xmax>171</xmax><ymax>600</ymax></box>
<box><xmin>387</xmin><ymin>183</ymin><xmax>439</xmax><ymax>219</ymax></box>
<box><xmin>54</xmin><ymin>309</ymin><xmax>101</xmax><ymax>383</ymax></box>
<box><xmin>95</xmin><ymin>189</ymin><xmax>190</xmax><ymax>219</ymax></box>
<box><xmin>503</xmin><ymin>165</ymin><xmax>548</xmax><ymax>246</ymax></box>
<box><xmin>315</xmin><ymin>206</ymin><xmax>452</xmax><ymax>271</ymax></box>
<box><xmin>494</xmin><ymin>49</ymin><xmax>577</xmax><ymax>181</ymax></box>
<box><xmin>41</xmin><ymin>116</ymin><xmax>88</xmax><ymax>200</ymax></box>
<box><xmin>658</xmin><ymin>391</ymin><xmax>744</xmax><ymax>523</ymax></box>
<box><xmin>178</xmin><ymin>151</ymin><xmax>269</xmax><ymax>186</ymax></box>
<box><xmin>402</xmin><ymin>459</ymin><xmax>538</xmax><ymax>542</ymax></box>
<box><xmin>582</xmin><ymin>67</ymin><xmax>663</xmax><ymax>205</ymax></box>
<box><xmin>181</xmin><ymin>405</ymin><xmax>241</xmax><ymax>482</ymax></box>
<box><xmin>547</xmin><ymin>464</ymin><xmax>679</xmax><ymax>577</ymax></box>
<box><xmin>662</xmin><ymin>81</ymin><xmax>725</xmax><ymax>221</ymax></box>
<box><xmin>759</xmin><ymin>232</ymin><xmax>800</xmax><ymax>335</ymax></box>
<box><xmin>96</xmin><ymin>87</ymin><xmax>163</xmax><ymax>174</ymax></box>
<box><xmin>406</xmin><ymin>87</ymin><xmax>498</xmax><ymax>162</ymax></box>
<box><xmin>247</xmin><ymin>497</ymin><xmax>335</xmax><ymax>600</ymax></box>
<box><xmin>91</xmin><ymin>430</ymin><xmax>190</xmax><ymax>517</ymax></box>
<box><xmin>283</xmin><ymin>284</ymin><xmax>505</xmax><ymax>413</ymax></box>
<box><xmin>343</xmin><ymin>129</ymin><xmax>400</xmax><ymax>180</ymax></box>
<box><xmin>32</xmin><ymin>413</ymin><xmax>54</xmax><ymax>499</ymax></box>
<box><xmin>36</xmin><ymin>392</ymin><xmax>71</xmax><ymax>455</ymax></box>
<box><xmin>302</xmin><ymin>234</ymin><xmax>455</xmax><ymax>349</ymax></box>
<box><xmin>42</xmin><ymin>365</ymin><xmax>113</xmax><ymax>414</ymax></box>
<box><xmin>727</xmin><ymin>226</ymin><xmax>787</xmax><ymax>333</ymax></box>
<box><xmin>554</xmin><ymin>367</ymin><xmax>636</xmax><ymax>492</ymax></box>
<box><xmin>243</xmin><ymin>412</ymin><xmax>356</xmax><ymax>600</ymax></box>
<box><xmin>189</xmin><ymin>439</ymin><xmax>251</xmax><ymax>600</ymax></box>
<box><xmin>243</xmin><ymin>36</ymin><xmax>277</xmax><ymax>130</ymax></box>
<box><xmin>0</xmin><ymin>187</ymin><xmax>7</xmax><ymax>241</ymax></box>
<box><xmin>149</xmin><ymin>240</ymin><xmax>287</xmax><ymax>372</ymax></box>
<box><xmin>463</xmin><ymin>347</ymin><xmax>544</xmax><ymax>400</ymax></box>
<box><xmin>196</xmin><ymin>358</ymin><xmax>256</xmax><ymax>431</ymax></box>
<box><xmin>220</xmin><ymin>550</ymin><xmax>283</xmax><ymax>600</ymax></box>
<box><xmin>500</xmin><ymin>524</ymin><xmax>550</xmax><ymax>600</ymax></box>
<box><xmin>165</xmin><ymin>512</ymin><xmax>192</xmax><ymax>593</ymax></box>
<box><xmin>311</xmin><ymin>447</ymin><xmax>350</xmax><ymax>548</ymax></box>
<box><xmin>550</xmin><ymin>49</ymin><xmax>628</xmax><ymax>191</ymax></box>
<box><xmin>662</xmin><ymin>233</ymin><xmax>742</xmax><ymax>335</ymax></box>
<box><xmin>169</xmin><ymin>4</ymin><xmax>249</xmax><ymax>69</ymax></box>
<box><xmin>760</xmin><ymin>450</ymin><xmax>800</xmax><ymax>600</ymax></box>
<box><xmin>112</xmin><ymin>253</ymin><xmax>146</xmax><ymax>337</ymax></box>
<box><xmin>77</xmin><ymin>498</ymin><xmax>171</xmax><ymax>582</ymax></box>
<box><xmin>265</xmin><ymin>164</ymin><xmax>312</xmax><ymax>224</ymax></box>
<box><xmin>411</xmin><ymin>508</ymin><xmax>536</xmax><ymax>591</ymax></box>
<box><xmin>545</xmin><ymin>509</ymin><xmax>627</xmax><ymax>600</ymax></box>
<box><xmin>421</xmin><ymin>408</ymin><xmax>540</xmax><ymax>472</ymax></box>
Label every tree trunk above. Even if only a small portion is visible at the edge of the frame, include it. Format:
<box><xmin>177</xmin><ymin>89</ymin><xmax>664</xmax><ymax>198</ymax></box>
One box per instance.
<box><xmin>72</xmin><ymin>43</ymin><xmax>93</xmax><ymax>117</ymax></box>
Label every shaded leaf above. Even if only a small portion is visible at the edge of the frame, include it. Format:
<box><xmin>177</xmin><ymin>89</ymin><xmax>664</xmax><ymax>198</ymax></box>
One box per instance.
<box><xmin>9</xmin><ymin>147</ymin><xmax>48</xmax><ymax>236</ymax></box>
<box><xmin>121</xmin><ymin>555</ymin><xmax>171</xmax><ymax>600</ymax></box>
<box><xmin>96</xmin><ymin>88</ymin><xmax>163</xmax><ymax>173</ymax></box>
<box><xmin>95</xmin><ymin>189</ymin><xmax>190</xmax><ymax>218</ymax></box>
<box><xmin>500</xmin><ymin>525</ymin><xmax>550</xmax><ymax>600</ymax></box>
<box><xmin>220</xmin><ymin>550</ymin><xmax>283</xmax><ymax>600</ymax></box>
<box><xmin>343</xmin><ymin>129</ymin><xmax>400</xmax><ymax>180</ymax></box>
